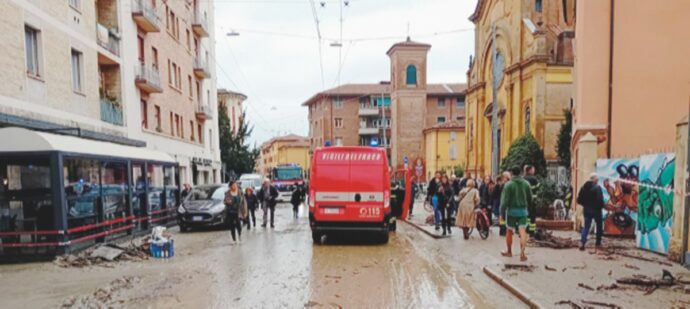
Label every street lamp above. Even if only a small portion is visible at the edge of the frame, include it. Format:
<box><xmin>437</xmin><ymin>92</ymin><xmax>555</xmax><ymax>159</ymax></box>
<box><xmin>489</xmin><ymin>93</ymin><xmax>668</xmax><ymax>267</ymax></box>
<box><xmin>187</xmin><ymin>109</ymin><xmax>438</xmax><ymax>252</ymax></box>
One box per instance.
<box><xmin>226</xmin><ymin>30</ymin><xmax>240</xmax><ymax>37</ymax></box>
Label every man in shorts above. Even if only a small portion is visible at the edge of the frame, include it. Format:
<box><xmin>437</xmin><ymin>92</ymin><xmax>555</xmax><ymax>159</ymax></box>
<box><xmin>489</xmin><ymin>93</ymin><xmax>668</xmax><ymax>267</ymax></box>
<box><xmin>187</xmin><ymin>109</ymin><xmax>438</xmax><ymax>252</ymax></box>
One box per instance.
<box><xmin>500</xmin><ymin>166</ymin><xmax>533</xmax><ymax>261</ymax></box>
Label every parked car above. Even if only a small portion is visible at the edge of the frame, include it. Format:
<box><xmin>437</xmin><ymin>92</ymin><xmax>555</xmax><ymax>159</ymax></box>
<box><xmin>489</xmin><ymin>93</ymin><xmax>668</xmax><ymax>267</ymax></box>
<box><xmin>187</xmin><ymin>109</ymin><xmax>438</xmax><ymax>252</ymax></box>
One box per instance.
<box><xmin>238</xmin><ymin>173</ymin><xmax>262</xmax><ymax>192</ymax></box>
<box><xmin>177</xmin><ymin>184</ymin><xmax>228</xmax><ymax>231</ymax></box>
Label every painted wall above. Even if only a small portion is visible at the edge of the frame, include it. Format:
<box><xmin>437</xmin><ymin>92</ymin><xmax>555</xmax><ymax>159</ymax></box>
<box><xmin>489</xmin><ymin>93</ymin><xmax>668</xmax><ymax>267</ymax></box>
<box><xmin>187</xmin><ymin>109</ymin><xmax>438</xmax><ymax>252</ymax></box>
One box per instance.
<box><xmin>425</xmin><ymin>129</ymin><xmax>466</xmax><ymax>178</ymax></box>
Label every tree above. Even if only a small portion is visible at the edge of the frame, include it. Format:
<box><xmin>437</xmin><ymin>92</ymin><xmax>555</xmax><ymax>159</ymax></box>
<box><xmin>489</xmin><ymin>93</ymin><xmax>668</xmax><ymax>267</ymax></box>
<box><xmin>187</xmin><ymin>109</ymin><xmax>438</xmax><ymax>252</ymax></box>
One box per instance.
<box><xmin>218</xmin><ymin>106</ymin><xmax>258</xmax><ymax>180</ymax></box>
<box><xmin>556</xmin><ymin>109</ymin><xmax>572</xmax><ymax>167</ymax></box>
<box><xmin>500</xmin><ymin>132</ymin><xmax>547</xmax><ymax>177</ymax></box>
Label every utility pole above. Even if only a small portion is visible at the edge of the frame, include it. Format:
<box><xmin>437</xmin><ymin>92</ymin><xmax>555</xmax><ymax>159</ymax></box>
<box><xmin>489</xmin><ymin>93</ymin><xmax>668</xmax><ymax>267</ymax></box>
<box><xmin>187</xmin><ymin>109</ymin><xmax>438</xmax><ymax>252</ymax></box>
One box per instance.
<box><xmin>491</xmin><ymin>23</ymin><xmax>499</xmax><ymax>176</ymax></box>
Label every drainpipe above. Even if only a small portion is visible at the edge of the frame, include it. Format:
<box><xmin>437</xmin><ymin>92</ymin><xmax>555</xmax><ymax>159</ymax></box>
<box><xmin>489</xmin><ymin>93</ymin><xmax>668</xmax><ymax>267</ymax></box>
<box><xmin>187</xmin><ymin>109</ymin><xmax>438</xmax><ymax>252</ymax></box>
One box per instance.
<box><xmin>606</xmin><ymin>0</ymin><xmax>615</xmax><ymax>157</ymax></box>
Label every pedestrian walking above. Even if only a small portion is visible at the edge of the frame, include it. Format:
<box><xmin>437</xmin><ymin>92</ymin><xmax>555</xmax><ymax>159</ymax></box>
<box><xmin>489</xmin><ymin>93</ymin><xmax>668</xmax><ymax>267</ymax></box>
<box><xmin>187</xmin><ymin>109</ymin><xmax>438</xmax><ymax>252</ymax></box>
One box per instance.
<box><xmin>426</xmin><ymin>171</ymin><xmax>442</xmax><ymax>230</ymax></box>
<box><xmin>437</xmin><ymin>175</ymin><xmax>454</xmax><ymax>236</ymax></box>
<box><xmin>480</xmin><ymin>176</ymin><xmax>495</xmax><ymax>224</ymax></box>
<box><xmin>409</xmin><ymin>176</ymin><xmax>419</xmax><ymax>218</ymax></box>
<box><xmin>456</xmin><ymin>179</ymin><xmax>480</xmax><ymax>239</ymax></box>
<box><xmin>245</xmin><ymin>187</ymin><xmax>258</xmax><ymax>230</ymax></box>
<box><xmin>523</xmin><ymin>165</ymin><xmax>540</xmax><ymax>233</ymax></box>
<box><xmin>577</xmin><ymin>173</ymin><xmax>604</xmax><ymax>250</ymax></box>
<box><xmin>224</xmin><ymin>181</ymin><xmax>247</xmax><ymax>244</ymax></box>
<box><xmin>290</xmin><ymin>182</ymin><xmax>305</xmax><ymax>219</ymax></box>
<box><xmin>258</xmin><ymin>178</ymin><xmax>279</xmax><ymax>228</ymax></box>
<box><xmin>500</xmin><ymin>166</ymin><xmax>533</xmax><ymax>261</ymax></box>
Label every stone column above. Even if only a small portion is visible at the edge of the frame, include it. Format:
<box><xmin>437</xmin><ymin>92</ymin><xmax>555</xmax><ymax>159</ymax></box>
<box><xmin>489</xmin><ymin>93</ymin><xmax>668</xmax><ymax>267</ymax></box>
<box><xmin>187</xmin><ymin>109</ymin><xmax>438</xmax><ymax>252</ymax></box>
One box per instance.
<box><xmin>573</xmin><ymin>132</ymin><xmax>598</xmax><ymax>229</ymax></box>
<box><xmin>669</xmin><ymin>116</ymin><xmax>688</xmax><ymax>262</ymax></box>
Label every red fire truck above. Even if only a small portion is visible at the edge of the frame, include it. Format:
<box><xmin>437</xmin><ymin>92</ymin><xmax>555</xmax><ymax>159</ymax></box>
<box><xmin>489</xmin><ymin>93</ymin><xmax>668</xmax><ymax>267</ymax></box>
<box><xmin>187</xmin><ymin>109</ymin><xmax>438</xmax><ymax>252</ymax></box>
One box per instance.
<box><xmin>309</xmin><ymin>146</ymin><xmax>410</xmax><ymax>244</ymax></box>
<box><xmin>271</xmin><ymin>164</ymin><xmax>304</xmax><ymax>201</ymax></box>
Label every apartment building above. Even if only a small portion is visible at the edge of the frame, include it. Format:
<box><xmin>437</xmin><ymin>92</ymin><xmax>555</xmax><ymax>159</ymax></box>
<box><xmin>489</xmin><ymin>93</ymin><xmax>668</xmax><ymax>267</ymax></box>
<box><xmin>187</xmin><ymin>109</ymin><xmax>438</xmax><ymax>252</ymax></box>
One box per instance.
<box><xmin>258</xmin><ymin>134</ymin><xmax>310</xmax><ymax>177</ymax></box>
<box><xmin>0</xmin><ymin>0</ymin><xmax>220</xmax><ymax>186</ymax></box>
<box><xmin>303</xmin><ymin>39</ymin><xmax>466</xmax><ymax>172</ymax></box>
<box><xmin>218</xmin><ymin>88</ymin><xmax>247</xmax><ymax>134</ymax></box>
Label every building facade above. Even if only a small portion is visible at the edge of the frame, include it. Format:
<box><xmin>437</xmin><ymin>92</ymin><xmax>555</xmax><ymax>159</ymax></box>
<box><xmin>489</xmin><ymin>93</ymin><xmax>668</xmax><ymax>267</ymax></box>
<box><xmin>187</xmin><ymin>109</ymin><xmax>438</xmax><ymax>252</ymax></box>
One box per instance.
<box><xmin>465</xmin><ymin>0</ymin><xmax>575</xmax><ymax>176</ymax></box>
<box><xmin>258</xmin><ymin>134</ymin><xmax>310</xmax><ymax>177</ymax></box>
<box><xmin>0</xmin><ymin>0</ymin><xmax>221</xmax><ymax>186</ymax></box>
<box><xmin>303</xmin><ymin>39</ymin><xmax>466</xmax><ymax>174</ymax></box>
<box><xmin>423</xmin><ymin>121</ymin><xmax>466</xmax><ymax>181</ymax></box>
<box><xmin>217</xmin><ymin>88</ymin><xmax>246</xmax><ymax>134</ymax></box>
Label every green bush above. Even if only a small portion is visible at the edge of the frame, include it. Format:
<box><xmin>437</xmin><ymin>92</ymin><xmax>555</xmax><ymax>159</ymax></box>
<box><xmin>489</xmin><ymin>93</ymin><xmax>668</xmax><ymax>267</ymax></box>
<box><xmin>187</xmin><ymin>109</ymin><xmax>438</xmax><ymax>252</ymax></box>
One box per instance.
<box><xmin>453</xmin><ymin>165</ymin><xmax>465</xmax><ymax>178</ymax></box>
<box><xmin>533</xmin><ymin>177</ymin><xmax>558</xmax><ymax>218</ymax></box>
<box><xmin>500</xmin><ymin>133</ymin><xmax>547</xmax><ymax>177</ymax></box>
<box><xmin>556</xmin><ymin>109</ymin><xmax>572</xmax><ymax>167</ymax></box>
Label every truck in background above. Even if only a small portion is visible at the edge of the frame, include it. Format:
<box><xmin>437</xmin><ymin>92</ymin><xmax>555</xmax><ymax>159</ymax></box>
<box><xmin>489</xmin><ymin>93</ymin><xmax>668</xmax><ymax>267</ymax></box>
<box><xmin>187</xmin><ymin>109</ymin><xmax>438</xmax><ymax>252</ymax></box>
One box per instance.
<box><xmin>271</xmin><ymin>164</ymin><xmax>304</xmax><ymax>201</ymax></box>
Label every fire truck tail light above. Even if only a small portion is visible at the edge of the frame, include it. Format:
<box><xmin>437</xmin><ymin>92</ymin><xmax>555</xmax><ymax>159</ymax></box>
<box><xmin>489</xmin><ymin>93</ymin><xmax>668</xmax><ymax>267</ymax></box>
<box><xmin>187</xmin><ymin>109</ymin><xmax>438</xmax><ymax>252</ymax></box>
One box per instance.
<box><xmin>384</xmin><ymin>190</ymin><xmax>390</xmax><ymax>208</ymax></box>
<box><xmin>309</xmin><ymin>189</ymin><xmax>315</xmax><ymax>208</ymax></box>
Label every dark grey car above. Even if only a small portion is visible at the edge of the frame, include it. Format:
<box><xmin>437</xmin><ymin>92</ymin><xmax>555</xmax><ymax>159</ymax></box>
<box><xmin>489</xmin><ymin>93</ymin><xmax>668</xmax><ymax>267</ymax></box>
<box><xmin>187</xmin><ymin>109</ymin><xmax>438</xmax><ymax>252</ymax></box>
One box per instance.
<box><xmin>177</xmin><ymin>185</ymin><xmax>228</xmax><ymax>231</ymax></box>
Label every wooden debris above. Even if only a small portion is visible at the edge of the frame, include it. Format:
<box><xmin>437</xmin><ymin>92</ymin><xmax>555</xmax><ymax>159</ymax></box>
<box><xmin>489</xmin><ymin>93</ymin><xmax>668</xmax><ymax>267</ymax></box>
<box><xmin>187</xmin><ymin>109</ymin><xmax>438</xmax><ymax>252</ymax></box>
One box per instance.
<box><xmin>617</xmin><ymin>276</ymin><xmax>674</xmax><ymax>287</ymax></box>
<box><xmin>581</xmin><ymin>300</ymin><xmax>622</xmax><ymax>309</ymax></box>
<box><xmin>597</xmin><ymin>283</ymin><xmax>621</xmax><ymax>291</ymax></box>
<box><xmin>616</xmin><ymin>252</ymin><xmax>673</xmax><ymax>266</ymax></box>
<box><xmin>529</xmin><ymin>231</ymin><xmax>580</xmax><ymax>249</ymax></box>
<box><xmin>503</xmin><ymin>264</ymin><xmax>536</xmax><ymax>272</ymax></box>
<box><xmin>545</xmin><ymin>265</ymin><xmax>557</xmax><ymax>272</ymax></box>
<box><xmin>577</xmin><ymin>283</ymin><xmax>595</xmax><ymax>291</ymax></box>
<box><xmin>555</xmin><ymin>300</ymin><xmax>582</xmax><ymax>309</ymax></box>
<box><xmin>623</xmin><ymin>264</ymin><xmax>640</xmax><ymax>270</ymax></box>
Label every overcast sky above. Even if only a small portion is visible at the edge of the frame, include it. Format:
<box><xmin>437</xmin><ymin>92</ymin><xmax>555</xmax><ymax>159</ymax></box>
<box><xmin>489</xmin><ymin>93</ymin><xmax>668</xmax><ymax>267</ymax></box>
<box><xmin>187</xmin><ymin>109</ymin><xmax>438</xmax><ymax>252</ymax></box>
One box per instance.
<box><xmin>212</xmin><ymin>0</ymin><xmax>476</xmax><ymax>145</ymax></box>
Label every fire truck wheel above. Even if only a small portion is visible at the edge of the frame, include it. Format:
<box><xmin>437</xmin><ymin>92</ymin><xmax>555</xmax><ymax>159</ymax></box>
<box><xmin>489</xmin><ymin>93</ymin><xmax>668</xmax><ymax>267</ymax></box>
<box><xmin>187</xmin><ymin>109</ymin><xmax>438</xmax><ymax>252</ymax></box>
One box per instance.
<box><xmin>312</xmin><ymin>231</ymin><xmax>322</xmax><ymax>244</ymax></box>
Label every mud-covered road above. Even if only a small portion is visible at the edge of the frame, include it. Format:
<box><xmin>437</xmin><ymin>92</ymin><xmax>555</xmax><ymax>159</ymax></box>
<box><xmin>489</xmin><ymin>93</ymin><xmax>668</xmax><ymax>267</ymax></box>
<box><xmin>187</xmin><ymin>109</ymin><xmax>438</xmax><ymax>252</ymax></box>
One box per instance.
<box><xmin>0</xmin><ymin>204</ymin><xmax>523</xmax><ymax>308</ymax></box>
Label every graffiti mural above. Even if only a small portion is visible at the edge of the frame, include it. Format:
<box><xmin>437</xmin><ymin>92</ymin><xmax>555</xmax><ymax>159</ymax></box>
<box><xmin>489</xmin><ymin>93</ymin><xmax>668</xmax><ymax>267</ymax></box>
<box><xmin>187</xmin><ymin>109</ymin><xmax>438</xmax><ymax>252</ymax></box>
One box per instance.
<box><xmin>596</xmin><ymin>159</ymin><xmax>639</xmax><ymax>237</ymax></box>
<box><xmin>637</xmin><ymin>153</ymin><xmax>675</xmax><ymax>254</ymax></box>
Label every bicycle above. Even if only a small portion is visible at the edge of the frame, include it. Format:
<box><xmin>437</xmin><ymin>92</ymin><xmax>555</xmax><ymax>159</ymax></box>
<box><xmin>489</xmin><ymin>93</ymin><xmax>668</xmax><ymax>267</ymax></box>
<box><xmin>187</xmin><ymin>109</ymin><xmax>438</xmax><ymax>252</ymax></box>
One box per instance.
<box><xmin>468</xmin><ymin>207</ymin><xmax>491</xmax><ymax>239</ymax></box>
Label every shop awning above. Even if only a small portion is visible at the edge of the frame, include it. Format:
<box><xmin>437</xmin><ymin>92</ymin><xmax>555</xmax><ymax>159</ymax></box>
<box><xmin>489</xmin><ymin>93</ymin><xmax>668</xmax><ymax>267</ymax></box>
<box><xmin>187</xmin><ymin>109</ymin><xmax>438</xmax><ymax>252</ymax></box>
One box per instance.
<box><xmin>0</xmin><ymin>127</ymin><xmax>175</xmax><ymax>163</ymax></box>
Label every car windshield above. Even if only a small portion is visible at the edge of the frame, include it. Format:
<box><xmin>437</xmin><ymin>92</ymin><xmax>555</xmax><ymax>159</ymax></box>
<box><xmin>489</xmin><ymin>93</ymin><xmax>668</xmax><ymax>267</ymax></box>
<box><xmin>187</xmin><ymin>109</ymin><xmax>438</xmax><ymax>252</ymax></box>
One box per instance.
<box><xmin>189</xmin><ymin>186</ymin><xmax>226</xmax><ymax>201</ymax></box>
<box><xmin>274</xmin><ymin>168</ymin><xmax>302</xmax><ymax>180</ymax></box>
<box><xmin>240</xmin><ymin>179</ymin><xmax>261</xmax><ymax>189</ymax></box>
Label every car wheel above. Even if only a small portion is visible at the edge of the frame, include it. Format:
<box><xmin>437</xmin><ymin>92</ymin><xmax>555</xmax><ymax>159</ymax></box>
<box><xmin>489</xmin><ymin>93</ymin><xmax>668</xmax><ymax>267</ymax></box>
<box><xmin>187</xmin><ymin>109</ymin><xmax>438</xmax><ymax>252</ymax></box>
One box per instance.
<box><xmin>380</xmin><ymin>231</ymin><xmax>389</xmax><ymax>244</ymax></box>
<box><xmin>312</xmin><ymin>231</ymin><xmax>322</xmax><ymax>244</ymax></box>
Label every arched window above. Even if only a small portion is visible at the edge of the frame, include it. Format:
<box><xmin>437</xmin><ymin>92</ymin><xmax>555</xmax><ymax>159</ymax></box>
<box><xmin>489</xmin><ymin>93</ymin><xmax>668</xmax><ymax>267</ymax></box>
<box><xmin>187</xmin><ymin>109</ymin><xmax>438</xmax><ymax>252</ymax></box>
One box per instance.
<box><xmin>524</xmin><ymin>106</ymin><xmax>531</xmax><ymax>134</ymax></box>
<box><xmin>406</xmin><ymin>64</ymin><xmax>417</xmax><ymax>85</ymax></box>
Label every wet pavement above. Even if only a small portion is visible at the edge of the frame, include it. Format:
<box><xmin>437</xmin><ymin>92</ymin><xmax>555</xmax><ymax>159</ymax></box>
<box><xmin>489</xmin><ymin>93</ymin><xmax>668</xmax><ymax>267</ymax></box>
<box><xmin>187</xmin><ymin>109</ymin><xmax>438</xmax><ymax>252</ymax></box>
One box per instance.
<box><xmin>0</xmin><ymin>203</ymin><xmax>522</xmax><ymax>308</ymax></box>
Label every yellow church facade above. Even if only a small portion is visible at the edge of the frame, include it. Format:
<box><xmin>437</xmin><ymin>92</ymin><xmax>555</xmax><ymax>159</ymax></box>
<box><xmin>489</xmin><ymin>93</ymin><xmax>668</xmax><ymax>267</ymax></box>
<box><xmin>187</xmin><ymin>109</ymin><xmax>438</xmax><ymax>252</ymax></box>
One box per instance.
<box><xmin>464</xmin><ymin>0</ymin><xmax>575</xmax><ymax>176</ymax></box>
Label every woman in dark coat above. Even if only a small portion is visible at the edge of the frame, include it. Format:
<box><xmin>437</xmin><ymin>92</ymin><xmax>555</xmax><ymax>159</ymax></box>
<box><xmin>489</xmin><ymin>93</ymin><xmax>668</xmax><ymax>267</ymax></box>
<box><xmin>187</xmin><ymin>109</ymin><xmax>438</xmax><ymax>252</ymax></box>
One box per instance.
<box><xmin>437</xmin><ymin>175</ymin><xmax>454</xmax><ymax>236</ymax></box>
<box><xmin>290</xmin><ymin>183</ymin><xmax>305</xmax><ymax>219</ymax></box>
<box><xmin>244</xmin><ymin>187</ymin><xmax>258</xmax><ymax>230</ymax></box>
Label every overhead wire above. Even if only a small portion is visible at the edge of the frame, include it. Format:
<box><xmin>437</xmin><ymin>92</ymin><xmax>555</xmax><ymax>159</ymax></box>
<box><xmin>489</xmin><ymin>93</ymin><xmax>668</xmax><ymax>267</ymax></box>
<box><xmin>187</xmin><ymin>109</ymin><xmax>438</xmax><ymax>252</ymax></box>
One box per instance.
<box><xmin>308</xmin><ymin>0</ymin><xmax>326</xmax><ymax>90</ymax></box>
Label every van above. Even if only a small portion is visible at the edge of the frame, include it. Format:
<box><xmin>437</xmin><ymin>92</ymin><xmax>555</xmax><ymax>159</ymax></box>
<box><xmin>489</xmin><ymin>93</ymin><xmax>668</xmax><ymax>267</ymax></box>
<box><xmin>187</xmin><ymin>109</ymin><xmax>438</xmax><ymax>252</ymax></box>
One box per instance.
<box><xmin>308</xmin><ymin>146</ymin><xmax>391</xmax><ymax>243</ymax></box>
<box><xmin>238</xmin><ymin>173</ymin><xmax>262</xmax><ymax>192</ymax></box>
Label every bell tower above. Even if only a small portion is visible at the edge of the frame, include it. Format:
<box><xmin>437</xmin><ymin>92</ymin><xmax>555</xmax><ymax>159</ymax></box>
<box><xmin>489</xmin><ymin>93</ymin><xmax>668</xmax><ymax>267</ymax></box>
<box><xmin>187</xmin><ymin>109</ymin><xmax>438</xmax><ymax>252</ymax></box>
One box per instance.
<box><xmin>387</xmin><ymin>37</ymin><xmax>431</xmax><ymax>167</ymax></box>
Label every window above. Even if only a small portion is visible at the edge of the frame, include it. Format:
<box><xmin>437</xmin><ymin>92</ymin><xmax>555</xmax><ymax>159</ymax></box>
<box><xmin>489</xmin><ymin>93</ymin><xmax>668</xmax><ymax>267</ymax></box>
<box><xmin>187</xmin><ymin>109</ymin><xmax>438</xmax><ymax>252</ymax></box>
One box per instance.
<box><xmin>137</xmin><ymin>35</ymin><xmax>145</xmax><ymax>62</ymax></box>
<box><xmin>335</xmin><ymin>118</ymin><xmax>343</xmax><ymax>128</ymax></box>
<box><xmin>450</xmin><ymin>132</ymin><xmax>457</xmax><ymax>141</ymax></box>
<box><xmin>198</xmin><ymin>124</ymin><xmax>203</xmax><ymax>143</ymax></box>
<box><xmin>335</xmin><ymin>137</ymin><xmax>343</xmax><ymax>146</ymax></box>
<box><xmin>155</xmin><ymin>105</ymin><xmax>161</xmax><ymax>130</ymax></box>
<box><xmin>406</xmin><ymin>64</ymin><xmax>417</xmax><ymax>85</ymax></box>
<box><xmin>456</xmin><ymin>116</ymin><xmax>465</xmax><ymax>122</ymax></box>
<box><xmin>437</xmin><ymin>98</ymin><xmax>446</xmax><ymax>108</ymax></box>
<box><xmin>167</xmin><ymin>59</ymin><xmax>171</xmax><ymax>84</ymax></box>
<box><xmin>186</xmin><ymin>29</ymin><xmax>191</xmax><ymax>50</ymax></box>
<box><xmin>437</xmin><ymin>117</ymin><xmax>446</xmax><ymax>124</ymax></box>
<box><xmin>535</xmin><ymin>0</ymin><xmax>542</xmax><ymax>12</ymax></box>
<box><xmin>188</xmin><ymin>75</ymin><xmax>193</xmax><ymax>96</ymax></box>
<box><xmin>524</xmin><ymin>106</ymin><xmax>531</xmax><ymax>133</ymax></box>
<box><xmin>175</xmin><ymin>114</ymin><xmax>181</xmax><ymax>137</ymax></box>
<box><xmin>165</xmin><ymin>6</ymin><xmax>170</xmax><ymax>30</ymax></box>
<box><xmin>69</xmin><ymin>0</ymin><xmax>81</xmax><ymax>10</ymax></box>
<box><xmin>190</xmin><ymin>120</ymin><xmax>195</xmax><ymax>141</ymax></box>
<box><xmin>25</xmin><ymin>26</ymin><xmax>41</xmax><ymax>77</ymax></box>
<box><xmin>152</xmin><ymin>47</ymin><xmax>159</xmax><ymax>69</ymax></box>
<box><xmin>334</xmin><ymin>99</ymin><xmax>343</xmax><ymax>109</ymax></box>
<box><xmin>169</xmin><ymin>112</ymin><xmax>174</xmax><ymax>135</ymax></box>
<box><xmin>141</xmin><ymin>100</ymin><xmax>148</xmax><ymax>129</ymax></box>
<box><xmin>456</xmin><ymin>97</ymin><xmax>465</xmax><ymax>109</ymax></box>
<box><xmin>70</xmin><ymin>49</ymin><xmax>83</xmax><ymax>93</ymax></box>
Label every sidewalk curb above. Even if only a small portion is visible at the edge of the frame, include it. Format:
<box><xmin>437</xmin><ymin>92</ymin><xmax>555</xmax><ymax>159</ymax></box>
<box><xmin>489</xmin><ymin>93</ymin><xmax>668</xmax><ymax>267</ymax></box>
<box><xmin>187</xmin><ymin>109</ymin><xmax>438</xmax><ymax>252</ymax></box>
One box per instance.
<box><xmin>402</xmin><ymin>220</ymin><xmax>443</xmax><ymax>239</ymax></box>
<box><xmin>482</xmin><ymin>266</ymin><xmax>542</xmax><ymax>309</ymax></box>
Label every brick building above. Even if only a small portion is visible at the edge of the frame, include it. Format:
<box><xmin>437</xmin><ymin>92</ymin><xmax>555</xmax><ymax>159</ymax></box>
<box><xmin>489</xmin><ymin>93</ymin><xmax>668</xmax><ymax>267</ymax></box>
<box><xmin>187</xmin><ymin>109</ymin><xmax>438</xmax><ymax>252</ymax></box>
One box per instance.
<box><xmin>303</xmin><ymin>38</ymin><xmax>466</xmax><ymax>172</ymax></box>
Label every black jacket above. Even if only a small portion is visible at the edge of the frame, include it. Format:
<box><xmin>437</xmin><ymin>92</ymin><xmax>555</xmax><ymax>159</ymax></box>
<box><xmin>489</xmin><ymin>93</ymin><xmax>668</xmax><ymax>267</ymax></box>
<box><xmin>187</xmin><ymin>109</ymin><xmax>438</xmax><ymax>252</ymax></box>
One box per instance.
<box><xmin>245</xmin><ymin>193</ymin><xmax>258</xmax><ymax>210</ymax></box>
<box><xmin>426</xmin><ymin>179</ymin><xmax>440</xmax><ymax>202</ymax></box>
<box><xmin>437</xmin><ymin>183</ymin><xmax>454</xmax><ymax>209</ymax></box>
<box><xmin>491</xmin><ymin>183</ymin><xmax>503</xmax><ymax>210</ymax></box>
<box><xmin>258</xmin><ymin>185</ymin><xmax>279</xmax><ymax>208</ymax></box>
<box><xmin>479</xmin><ymin>184</ymin><xmax>492</xmax><ymax>208</ymax></box>
<box><xmin>291</xmin><ymin>186</ymin><xmax>305</xmax><ymax>205</ymax></box>
<box><xmin>577</xmin><ymin>181</ymin><xmax>604</xmax><ymax>216</ymax></box>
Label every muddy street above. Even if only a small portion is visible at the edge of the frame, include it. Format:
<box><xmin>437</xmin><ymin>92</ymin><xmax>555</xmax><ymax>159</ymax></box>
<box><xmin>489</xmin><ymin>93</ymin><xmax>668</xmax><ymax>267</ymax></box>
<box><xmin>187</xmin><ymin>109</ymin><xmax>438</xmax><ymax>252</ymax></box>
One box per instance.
<box><xmin>0</xmin><ymin>203</ymin><xmax>521</xmax><ymax>308</ymax></box>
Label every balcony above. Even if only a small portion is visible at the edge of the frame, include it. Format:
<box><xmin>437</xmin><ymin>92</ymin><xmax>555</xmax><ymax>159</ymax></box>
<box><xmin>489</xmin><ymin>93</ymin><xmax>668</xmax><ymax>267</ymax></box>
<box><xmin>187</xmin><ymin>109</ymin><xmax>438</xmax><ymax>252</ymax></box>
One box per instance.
<box><xmin>135</xmin><ymin>63</ymin><xmax>162</xmax><ymax>93</ymax></box>
<box><xmin>101</xmin><ymin>98</ymin><xmax>123</xmax><ymax>126</ymax></box>
<box><xmin>131</xmin><ymin>0</ymin><xmax>160</xmax><ymax>32</ymax></box>
<box><xmin>193</xmin><ymin>57</ymin><xmax>211</xmax><ymax>79</ymax></box>
<box><xmin>192</xmin><ymin>11</ymin><xmax>209</xmax><ymax>37</ymax></box>
<box><xmin>359</xmin><ymin>107</ymin><xmax>379</xmax><ymax>116</ymax></box>
<box><xmin>358</xmin><ymin>127</ymin><xmax>379</xmax><ymax>135</ymax></box>
<box><xmin>196</xmin><ymin>104</ymin><xmax>213</xmax><ymax>122</ymax></box>
<box><xmin>96</xmin><ymin>23</ymin><xmax>120</xmax><ymax>62</ymax></box>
